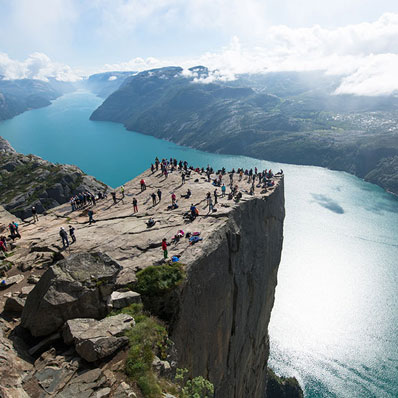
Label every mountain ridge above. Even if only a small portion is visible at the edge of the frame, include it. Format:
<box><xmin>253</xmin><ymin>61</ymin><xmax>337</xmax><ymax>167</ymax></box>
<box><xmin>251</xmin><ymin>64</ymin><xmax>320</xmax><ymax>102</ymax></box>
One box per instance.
<box><xmin>90</xmin><ymin>66</ymin><xmax>398</xmax><ymax>195</ymax></box>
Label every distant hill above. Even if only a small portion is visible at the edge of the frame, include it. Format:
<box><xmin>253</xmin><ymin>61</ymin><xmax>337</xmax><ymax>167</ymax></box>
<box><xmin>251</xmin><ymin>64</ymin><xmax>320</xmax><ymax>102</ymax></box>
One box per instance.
<box><xmin>90</xmin><ymin>66</ymin><xmax>398</xmax><ymax>195</ymax></box>
<box><xmin>0</xmin><ymin>77</ymin><xmax>75</xmax><ymax>121</ymax></box>
<box><xmin>85</xmin><ymin>71</ymin><xmax>135</xmax><ymax>98</ymax></box>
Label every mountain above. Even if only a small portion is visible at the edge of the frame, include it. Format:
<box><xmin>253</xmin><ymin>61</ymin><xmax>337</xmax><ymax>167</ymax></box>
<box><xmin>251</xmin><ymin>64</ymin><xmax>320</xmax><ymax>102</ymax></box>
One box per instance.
<box><xmin>0</xmin><ymin>136</ymin><xmax>108</xmax><ymax>219</ymax></box>
<box><xmin>91</xmin><ymin>66</ymin><xmax>398</xmax><ymax>195</ymax></box>
<box><xmin>0</xmin><ymin>77</ymin><xmax>75</xmax><ymax>121</ymax></box>
<box><xmin>85</xmin><ymin>71</ymin><xmax>135</xmax><ymax>98</ymax></box>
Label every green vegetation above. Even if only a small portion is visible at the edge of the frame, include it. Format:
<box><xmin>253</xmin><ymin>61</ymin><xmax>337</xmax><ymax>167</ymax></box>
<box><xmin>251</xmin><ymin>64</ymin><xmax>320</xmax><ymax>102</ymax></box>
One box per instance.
<box><xmin>110</xmin><ymin>303</ymin><xmax>169</xmax><ymax>398</ymax></box>
<box><xmin>176</xmin><ymin>368</ymin><xmax>214</xmax><ymax>398</ymax></box>
<box><xmin>136</xmin><ymin>262</ymin><xmax>185</xmax><ymax>297</ymax></box>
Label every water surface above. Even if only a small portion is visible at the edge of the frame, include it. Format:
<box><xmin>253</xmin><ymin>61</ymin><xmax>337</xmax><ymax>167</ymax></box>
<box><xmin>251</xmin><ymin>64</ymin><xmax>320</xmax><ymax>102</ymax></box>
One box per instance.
<box><xmin>1</xmin><ymin>91</ymin><xmax>397</xmax><ymax>398</ymax></box>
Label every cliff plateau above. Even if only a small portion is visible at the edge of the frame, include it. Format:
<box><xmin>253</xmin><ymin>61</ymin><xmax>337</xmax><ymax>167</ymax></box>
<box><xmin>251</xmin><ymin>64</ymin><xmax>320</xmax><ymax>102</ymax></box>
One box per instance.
<box><xmin>0</xmin><ymin>164</ymin><xmax>301</xmax><ymax>397</ymax></box>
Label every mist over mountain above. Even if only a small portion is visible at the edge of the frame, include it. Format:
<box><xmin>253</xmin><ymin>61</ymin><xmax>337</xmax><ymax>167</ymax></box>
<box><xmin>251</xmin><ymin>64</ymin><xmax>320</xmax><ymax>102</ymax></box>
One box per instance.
<box><xmin>84</xmin><ymin>71</ymin><xmax>135</xmax><ymax>98</ymax></box>
<box><xmin>91</xmin><ymin>66</ymin><xmax>398</xmax><ymax>194</ymax></box>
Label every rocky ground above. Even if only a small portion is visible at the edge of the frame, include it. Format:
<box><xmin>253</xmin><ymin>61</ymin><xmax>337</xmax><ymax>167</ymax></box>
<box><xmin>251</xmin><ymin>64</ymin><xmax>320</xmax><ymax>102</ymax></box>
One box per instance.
<box><xmin>0</xmin><ymin>165</ymin><xmax>286</xmax><ymax>398</ymax></box>
<box><xmin>0</xmin><ymin>136</ymin><xmax>109</xmax><ymax>219</ymax></box>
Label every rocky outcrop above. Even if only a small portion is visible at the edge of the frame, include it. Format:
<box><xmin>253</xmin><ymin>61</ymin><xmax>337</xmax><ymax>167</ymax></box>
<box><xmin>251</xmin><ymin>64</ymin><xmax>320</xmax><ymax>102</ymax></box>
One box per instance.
<box><xmin>0</xmin><ymin>166</ymin><xmax>296</xmax><ymax>397</ymax></box>
<box><xmin>107</xmin><ymin>291</ymin><xmax>141</xmax><ymax>310</ymax></box>
<box><xmin>63</xmin><ymin>314</ymin><xmax>134</xmax><ymax>362</ymax></box>
<box><xmin>0</xmin><ymin>136</ymin><xmax>109</xmax><ymax>219</ymax></box>
<box><xmin>21</xmin><ymin>252</ymin><xmax>122</xmax><ymax>337</ymax></box>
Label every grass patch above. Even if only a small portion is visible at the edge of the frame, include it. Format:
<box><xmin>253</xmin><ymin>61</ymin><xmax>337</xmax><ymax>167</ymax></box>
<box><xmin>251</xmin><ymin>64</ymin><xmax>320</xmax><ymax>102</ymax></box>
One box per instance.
<box><xmin>136</xmin><ymin>262</ymin><xmax>185</xmax><ymax>297</ymax></box>
<box><xmin>110</xmin><ymin>303</ymin><xmax>170</xmax><ymax>398</ymax></box>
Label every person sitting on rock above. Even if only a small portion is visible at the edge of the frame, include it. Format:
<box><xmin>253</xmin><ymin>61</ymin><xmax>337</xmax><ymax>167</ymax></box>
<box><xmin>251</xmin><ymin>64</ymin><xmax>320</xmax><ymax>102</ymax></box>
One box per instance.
<box><xmin>147</xmin><ymin>218</ymin><xmax>156</xmax><ymax>228</ymax></box>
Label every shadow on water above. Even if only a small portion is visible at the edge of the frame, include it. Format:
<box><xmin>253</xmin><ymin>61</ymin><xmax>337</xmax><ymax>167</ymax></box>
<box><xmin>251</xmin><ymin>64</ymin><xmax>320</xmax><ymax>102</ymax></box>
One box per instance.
<box><xmin>311</xmin><ymin>193</ymin><xmax>344</xmax><ymax>214</ymax></box>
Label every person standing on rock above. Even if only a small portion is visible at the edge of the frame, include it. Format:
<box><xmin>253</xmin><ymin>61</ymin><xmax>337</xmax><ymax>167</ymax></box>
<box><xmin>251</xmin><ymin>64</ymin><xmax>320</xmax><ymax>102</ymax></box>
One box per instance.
<box><xmin>121</xmin><ymin>185</ymin><xmax>125</xmax><ymax>199</ymax></box>
<box><xmin>221</xmin><ymin>184</ymin><xmax>226</xmax><ymax>197</ymax></box>
<box><xmin>181</xmin><ymin>172</ymin><xmax>185</xmax><ymax>184</ymax></box>
<box><xmin>151</xmin><ymin>192</ymin><xmax>157</xmax><ymax>206</ymax></box>
<box><xmin>157</xmin><ymin>189</ymin><xmax>162</xmax><ymax>202</ymax></box>
<box><xmin>133</xmin><ymin>198</ymin><xmax>138</xmax><ymax>213</ymax></box>
<box><xmin>171</xmin><ymin>192</ymin><xmax>176</xmax><ymax>205</ymax></box>
<box><xmin>214</xmin><ymin>189</ymin><xmax>218</xmax><ymax>205</ymax></box>
<box><xmin>208</xmin><ymin>197</ymin><xmax>213</xmax><ymax>213</ymax></box>
<box><xmin>111</xmin><ymin>191</ymin><xmax>117</xmax><ymax>204</ymax></box>
<box><xmin>88</xmin><ymin>209</ymin><xmax>95</xmax><ymax>225</ymax></box>
<box><xmin>31</xmin><ymin>206</ymin><xmax>39</xmax><ymax>222</ymax></box>
<box><xmin>162</xmin><ymin>238</ymin><xmax>168</xmax><ymax>259</ymax></box>
<box><xmin>60</xmin><ymin>227</ymin><xmax>69</xmax><ymax>248</ymax></box>
<box><xmin>69</xmin><ymin>225</ymin><xmax>76</xmax><ymax>243</ymax></box>
<box><xmin>140</xmin><ymin>179</ymin><xmax>146</xmax><ymax>192</ymax></box>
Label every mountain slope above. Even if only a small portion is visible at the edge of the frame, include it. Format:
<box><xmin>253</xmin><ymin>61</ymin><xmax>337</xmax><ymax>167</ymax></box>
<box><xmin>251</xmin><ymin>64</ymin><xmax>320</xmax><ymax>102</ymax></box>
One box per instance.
<box><xmin>91</xmin><ymin>66</ymin><xmax>398</xmax><ymax>195</ymax></box>
<box><xmin>0</xmin><ymin>77</ymin><xmax>75</xmax><ymax>121</ymax></box>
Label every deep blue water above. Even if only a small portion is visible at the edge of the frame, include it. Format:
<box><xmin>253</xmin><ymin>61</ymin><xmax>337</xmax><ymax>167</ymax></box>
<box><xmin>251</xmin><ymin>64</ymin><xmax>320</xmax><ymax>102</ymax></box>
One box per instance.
<box><xmin>1</xmin><ymin>91</ymin><xmax>397</xmax><ymax>398</ymax></box>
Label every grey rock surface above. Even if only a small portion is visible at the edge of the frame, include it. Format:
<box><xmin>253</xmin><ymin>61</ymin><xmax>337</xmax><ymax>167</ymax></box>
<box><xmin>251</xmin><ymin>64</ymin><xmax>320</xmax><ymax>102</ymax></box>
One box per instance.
<box><xmin>107</xmin><ymin>291</ymin><xmax>141</xmax><ymax>310</ymax></box>
<box><xmin>63</xmin><ymin>314</ymin><xmax>134</xmax><ymax>362</ymax></box>
<box><xmin>21</xmin><ymin>252</ymin><xmax>122</xmax><ymax>336</ymax></box>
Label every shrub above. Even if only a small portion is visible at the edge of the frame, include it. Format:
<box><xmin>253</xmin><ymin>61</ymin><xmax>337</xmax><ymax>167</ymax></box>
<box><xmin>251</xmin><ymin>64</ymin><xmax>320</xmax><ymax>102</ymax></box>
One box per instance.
<box><xmin>176</xmin><ymin>368</ymin><xmax>215</xmax><ymax>398</ymax></box>
<box><xmin>136</xmin><ymin>263</ymin><xmax>185</xmax><ymax>297</ymax></box>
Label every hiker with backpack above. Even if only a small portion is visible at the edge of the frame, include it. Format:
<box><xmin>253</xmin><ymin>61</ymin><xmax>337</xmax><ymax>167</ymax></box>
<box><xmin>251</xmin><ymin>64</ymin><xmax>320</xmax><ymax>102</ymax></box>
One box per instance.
<box><xmin>69</xmin><ymin>225</ymin><xmax>76</xmax><ymax>243</ymax></box>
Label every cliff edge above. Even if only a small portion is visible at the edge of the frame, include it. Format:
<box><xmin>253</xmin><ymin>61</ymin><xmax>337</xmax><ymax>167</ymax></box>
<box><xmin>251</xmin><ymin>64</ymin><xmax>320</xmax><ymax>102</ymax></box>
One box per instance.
<box><xmin>0</xmin><ymin>163</ymin><xmax>300</xmax><ymax>398</ymax></box>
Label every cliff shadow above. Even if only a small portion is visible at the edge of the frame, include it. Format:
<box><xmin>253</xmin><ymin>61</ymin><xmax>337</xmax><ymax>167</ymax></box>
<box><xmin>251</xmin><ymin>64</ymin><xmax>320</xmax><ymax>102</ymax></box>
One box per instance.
<box><xmin>311</xmin><ymin>193</ymin><xmax>344</xmax><ymax>214</ymax></box>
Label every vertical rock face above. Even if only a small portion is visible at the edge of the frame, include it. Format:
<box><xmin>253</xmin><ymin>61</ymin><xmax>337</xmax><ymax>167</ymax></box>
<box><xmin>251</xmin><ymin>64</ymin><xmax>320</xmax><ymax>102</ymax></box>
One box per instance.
<box><xmin>171</xmin><ymin>179</ymin><xmax>285</xmax><ymax>398</ymax></box>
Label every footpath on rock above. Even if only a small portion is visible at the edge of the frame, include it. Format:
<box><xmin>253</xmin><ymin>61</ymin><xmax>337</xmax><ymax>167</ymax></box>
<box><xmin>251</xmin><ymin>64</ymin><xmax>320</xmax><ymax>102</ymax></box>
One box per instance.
<box><xmin>0</xmin><ymin>159</ymin><xmax>302</xmax><ymax>398</ymax></box>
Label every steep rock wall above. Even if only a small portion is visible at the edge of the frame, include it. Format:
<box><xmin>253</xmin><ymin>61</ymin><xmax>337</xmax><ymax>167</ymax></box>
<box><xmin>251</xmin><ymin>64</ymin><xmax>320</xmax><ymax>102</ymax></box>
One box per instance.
<box><xmin>172</xmin><ymin>178</ymin><xmax>285</xmax><ymax>398</ymax></box>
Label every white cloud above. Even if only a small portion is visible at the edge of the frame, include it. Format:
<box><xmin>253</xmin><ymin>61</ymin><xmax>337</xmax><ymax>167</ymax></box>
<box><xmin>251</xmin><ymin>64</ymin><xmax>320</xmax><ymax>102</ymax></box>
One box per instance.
<box><xmin>0</xmin><ymin>52</ymin><xmax>81</xmax><ymax>82</ymax></box>
<box><xmin>102</xmin><ymin>13</ymin><xmax>398</xmax><ymax>96</ymax></box>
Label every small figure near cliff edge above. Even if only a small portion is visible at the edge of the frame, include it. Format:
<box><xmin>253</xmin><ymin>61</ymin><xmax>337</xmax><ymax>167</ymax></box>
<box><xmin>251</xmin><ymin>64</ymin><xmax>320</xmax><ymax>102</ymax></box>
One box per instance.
<box><xmin>31</xmin><ymin>206</ymin><xmax>39</xmax><ymax>222</ymax></box>
<box><xmin>133</xmin><ymin>197</ymin><xmax>138</xmax><ymax>213</ymax></box>
<box><xmin>59</xmin><ymin>227</ymin><xmax>69</xmax><ymax>248</ymax></box>
<box><xmin>69</xmin><ymin>225</ymin><xmax>76</xmax><ymax>243</ymax></box>
<box><xmin>162</xmin><ymin>238</ymin><xmax>168</xmax><ymax>259</ymax></box>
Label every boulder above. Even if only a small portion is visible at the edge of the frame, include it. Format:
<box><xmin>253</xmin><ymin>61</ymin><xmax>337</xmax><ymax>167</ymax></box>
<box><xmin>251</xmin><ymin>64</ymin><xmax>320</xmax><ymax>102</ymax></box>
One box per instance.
<box><xmin>21</xmin><ymin>252</ymin><xmax>122</xmax><ymax>337</ymax></box>
<box><xmin>63</xmin><ymin>314</ymin><xmax>134</xmax><ymax>362</ymax></box>
<box><xmin>19</xmin><ymin>285</ymin><xmax>34</xmax><ymax>297</ymax></box>
<box><xmin>107</xmin><ymin>291</ymin><xmax>141</xmax><ymax>310</ymax></box>
<box><xmin>0</xmin><ymin>274</ymin><xmax>24</xmax><ymax>288</ymax></box>
<box><xmin>4</xmin><ymin>296</ymin><xmax>26</xmax><ymax>314</ymax></box>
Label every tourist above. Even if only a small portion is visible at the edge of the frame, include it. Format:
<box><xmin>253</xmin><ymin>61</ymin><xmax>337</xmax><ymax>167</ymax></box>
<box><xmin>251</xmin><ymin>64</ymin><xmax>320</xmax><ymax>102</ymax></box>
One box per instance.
<box><xmin>31</xmin><ymin>206</ymin><xmax>39</xmax><ymax>222</ymax></box>
<box><xmin>140</xmin><ymin>179</ymin><xmax>146</xmax><ymax>191</ymax></box>
<box><xmin>151</xmin><ymin>192</ymin><xmax>157</xmax><ymax>206</ymax></box>
<box><xmin>161</xmin><ymin>238</ymin><xmax>168</xmax><ymax>259</ymax></box>
<box><xmin>214</xmin><ymin>189</ymin><xmax>218</xmax><ymax>205</ymax></box>
<box><xmin>0</xmin><ymin>239</ymin><xmax>6</xmax><ymax>252</ymax></box>
<box><xmin>59</xmin><ymin>227</ymin><xmax>69</xmax><ymax>248</ymax></box>
<box><xmin>171</xmin><ymin>192</ymin><xmax>176</xmax><ymax>204</ymax></box>
<box><xmin>88</xmin><ymin>209</ymin><xmax>95</xmax><ymax>224</ymax></box>
<box><xmin>121</xmin><ymin>185</ymin><xmax>125</xmax><ymax>198</ymax></box>
<box><xmin>111</xmin><ymin>191</ymin><xmax>117</xmax><ymax>204</ymax></box>
<box><xmin>69</xmin><ymin>225</ymin><xmax>76</xmax><ymax>243</ymax></box>
<box><xmin>208</xmin><ymin>197</ymin><xmax>213</xmax><ymax>213</ymax></box>
<box><xmin>157</xmin><ymin>189</ymin><xmax>162</xmax><ymax>202</ymax></box>
<box><xmin>133</xmin><ymin>198</ymin><xmax>138</xmax><ymax>213</ymax></box>
<box><xmin>181</xmin><ymin>172</ymin><xmax>185</xmax><ymax>184</ymax></box>
<box><xmin>221</xmin><ymin>184</ymin><xmax>226</xmax><ymax>197</ymax></box>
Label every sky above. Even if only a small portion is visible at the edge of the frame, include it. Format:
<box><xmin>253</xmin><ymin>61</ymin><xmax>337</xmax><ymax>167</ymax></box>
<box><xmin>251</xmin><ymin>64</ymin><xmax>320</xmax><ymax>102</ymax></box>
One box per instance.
<box><xmin>1</xmin><ymin>0</ymin><xmax>398</xmax><ymax>95</ymax></box>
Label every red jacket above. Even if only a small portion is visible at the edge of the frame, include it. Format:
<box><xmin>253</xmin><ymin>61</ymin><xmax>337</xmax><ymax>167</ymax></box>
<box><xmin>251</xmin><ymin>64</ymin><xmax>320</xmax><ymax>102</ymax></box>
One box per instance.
<box><xmin>161</xmin><ymin>241</ymin><xmax>167</xmax><ymax>250</ymax></box>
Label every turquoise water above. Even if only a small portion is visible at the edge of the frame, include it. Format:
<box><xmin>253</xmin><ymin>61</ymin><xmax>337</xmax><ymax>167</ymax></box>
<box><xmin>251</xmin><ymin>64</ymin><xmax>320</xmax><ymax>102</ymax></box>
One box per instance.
<box><xmin>1</xmin><ymin>91</ymin><xmax>397</xmax><ymax>398</ymax></box>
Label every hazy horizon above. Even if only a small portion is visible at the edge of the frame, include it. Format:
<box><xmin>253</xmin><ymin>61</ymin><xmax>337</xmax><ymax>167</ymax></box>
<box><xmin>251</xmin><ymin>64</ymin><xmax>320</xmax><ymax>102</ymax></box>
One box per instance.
<box><xmin>1</xmin><ymin>1</ymin><xmax>398</xmax><ymax>95</ymax></box>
